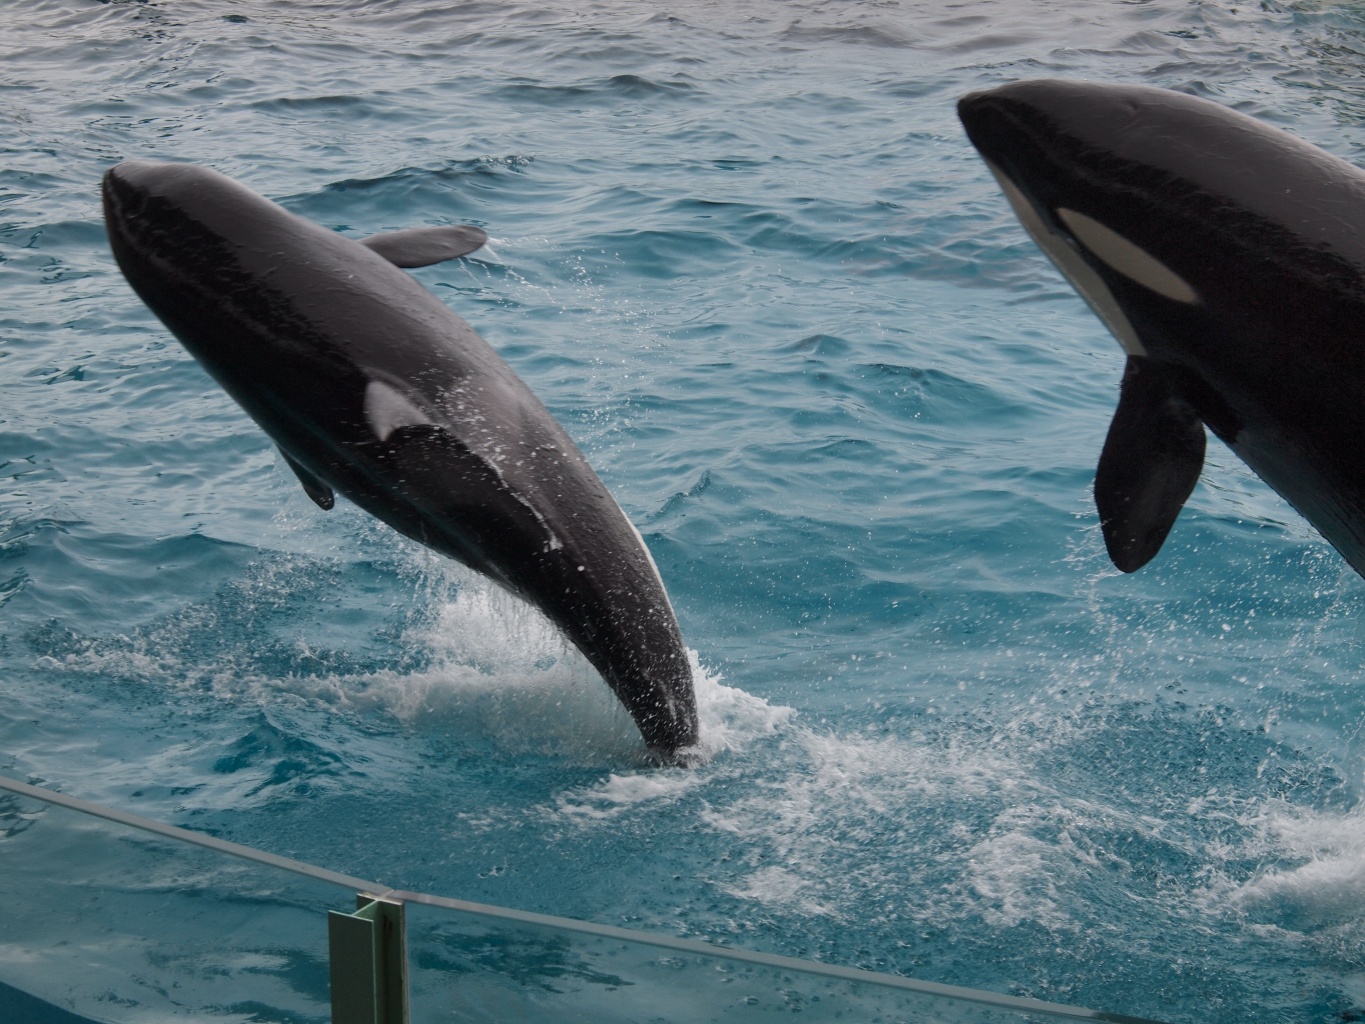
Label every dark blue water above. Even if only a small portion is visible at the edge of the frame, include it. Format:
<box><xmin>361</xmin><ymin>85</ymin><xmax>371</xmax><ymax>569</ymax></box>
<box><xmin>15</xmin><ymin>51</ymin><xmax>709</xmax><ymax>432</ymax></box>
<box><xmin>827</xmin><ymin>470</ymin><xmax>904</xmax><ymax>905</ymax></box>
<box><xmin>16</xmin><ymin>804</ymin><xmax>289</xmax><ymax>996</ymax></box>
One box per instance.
<box><xmin>4</xmin><ymin>1</ymin><xmax>1365</xmax><ymax>1021</ymax></box>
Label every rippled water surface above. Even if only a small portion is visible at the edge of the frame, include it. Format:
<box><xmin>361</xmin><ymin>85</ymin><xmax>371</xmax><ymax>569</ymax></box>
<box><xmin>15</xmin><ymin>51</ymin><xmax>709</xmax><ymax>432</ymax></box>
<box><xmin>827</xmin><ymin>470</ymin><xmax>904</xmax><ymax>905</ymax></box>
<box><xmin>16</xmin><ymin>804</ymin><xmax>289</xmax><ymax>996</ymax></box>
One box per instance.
<box><xmin>5</xmin><ymin>1</ymin><xmax>1365</xmax><ymax>1021</ymax></box>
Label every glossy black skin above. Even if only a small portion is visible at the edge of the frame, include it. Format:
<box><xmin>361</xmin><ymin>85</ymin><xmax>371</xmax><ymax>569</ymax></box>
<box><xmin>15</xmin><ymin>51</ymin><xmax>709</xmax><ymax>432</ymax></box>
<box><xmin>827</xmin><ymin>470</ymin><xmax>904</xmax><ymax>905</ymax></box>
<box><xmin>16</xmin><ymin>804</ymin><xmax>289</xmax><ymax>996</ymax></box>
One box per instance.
<box><xmin>959</xmin><ymin>80</ymin><xmax>1365</xmax><ymax>577</ymax></box>
<box><xmin>103</xmin><ymin>160</ymin><xmax>698</xmax><ymax>755</ymax></box>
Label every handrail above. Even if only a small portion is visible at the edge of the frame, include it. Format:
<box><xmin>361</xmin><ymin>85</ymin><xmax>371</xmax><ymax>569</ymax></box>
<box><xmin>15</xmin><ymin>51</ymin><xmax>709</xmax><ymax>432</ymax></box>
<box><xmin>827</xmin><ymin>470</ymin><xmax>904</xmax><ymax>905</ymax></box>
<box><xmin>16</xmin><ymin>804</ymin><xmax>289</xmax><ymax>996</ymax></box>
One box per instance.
<box><xmin>0</xmin><ymin>773</ymin><xmax>1169</xmax><ymax>1024</ymax></box>
<box><xmin>0</xmin><ymin>775</ymin><xmax>385</xmax><ymax>894</ymax></box>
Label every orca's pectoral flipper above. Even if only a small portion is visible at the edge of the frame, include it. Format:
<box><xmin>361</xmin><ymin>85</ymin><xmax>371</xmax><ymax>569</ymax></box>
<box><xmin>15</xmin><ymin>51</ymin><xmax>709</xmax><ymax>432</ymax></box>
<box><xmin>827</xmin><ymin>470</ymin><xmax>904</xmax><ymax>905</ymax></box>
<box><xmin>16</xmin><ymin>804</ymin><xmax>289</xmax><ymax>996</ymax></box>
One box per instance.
<box><xmin>360</xmin><ymin>225</ymin><xmax>488</xmax><ymax>268</ymax></box>
<box><xmin>1094</xmin><ymin>356</ymin><xmax>1206</xmax><ymax>572</ymax></box>
<box><xmin>279</xmin><ymin>447</ymin><xmax>335</xmax><ymax>510</ymax></box>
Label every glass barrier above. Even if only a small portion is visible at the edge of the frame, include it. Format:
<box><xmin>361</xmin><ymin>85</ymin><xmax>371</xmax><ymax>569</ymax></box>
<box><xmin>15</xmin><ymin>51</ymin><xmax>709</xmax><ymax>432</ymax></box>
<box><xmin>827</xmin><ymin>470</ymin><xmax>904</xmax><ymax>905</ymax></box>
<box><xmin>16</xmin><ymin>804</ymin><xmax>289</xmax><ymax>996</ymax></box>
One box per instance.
<box><xmin>0</xmin><ymin>776</ymin><xmax>1166</xmax><ymax>1024</ymax></box>
<box><xmin>0</xmin><ymin>781</ymin><xmax>348</xmax><ymax>1023</ymax></box>
<box><xmin>400</xmin><ymin>897</ymin><xmax>1160</xmax><ymax>1024</ymax></box>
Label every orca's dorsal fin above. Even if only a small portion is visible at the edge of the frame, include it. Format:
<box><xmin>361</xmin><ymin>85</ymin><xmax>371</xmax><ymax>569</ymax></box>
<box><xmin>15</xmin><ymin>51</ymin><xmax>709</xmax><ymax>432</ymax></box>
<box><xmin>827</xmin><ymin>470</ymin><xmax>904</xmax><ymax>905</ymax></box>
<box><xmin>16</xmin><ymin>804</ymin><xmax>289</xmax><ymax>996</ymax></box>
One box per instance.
<box><xmin>278</xmin><ymin>447</ymin><xmax>335</xmax><ymax>510</ymax></box>
<box><xmin>360</xmin><ymin>225</ymin><xmax>488</xmax><ymax>268</ymax></box>
<box><xmin>1094</xmin><ymin>356</ymin><xmax>1206</xmax><ymax>572</ymax></box>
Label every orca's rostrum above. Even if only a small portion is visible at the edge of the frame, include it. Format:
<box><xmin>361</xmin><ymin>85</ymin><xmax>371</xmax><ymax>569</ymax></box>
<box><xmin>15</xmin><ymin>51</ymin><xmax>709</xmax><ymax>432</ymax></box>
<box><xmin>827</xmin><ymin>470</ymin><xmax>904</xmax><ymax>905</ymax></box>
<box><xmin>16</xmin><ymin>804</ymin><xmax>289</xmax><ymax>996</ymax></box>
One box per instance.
<box><xmin>103</xmin><ymin>160</ymin><xmax>698</xmax><ymax>757</ymax></box>
<box><xmin>958</xmin><ymin>81</ymin><xmax>1365</xmax><ymax>577</ymax></box>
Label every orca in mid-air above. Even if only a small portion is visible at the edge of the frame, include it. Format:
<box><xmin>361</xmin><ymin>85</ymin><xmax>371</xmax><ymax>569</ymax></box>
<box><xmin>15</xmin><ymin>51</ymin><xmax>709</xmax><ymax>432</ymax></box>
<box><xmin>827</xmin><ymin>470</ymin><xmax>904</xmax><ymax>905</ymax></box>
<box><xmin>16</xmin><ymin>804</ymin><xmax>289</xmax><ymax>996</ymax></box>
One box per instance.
<box><xmin>958</xmin><ymin>80</ymin><xmax>1365</xmax><ymax>576</ymax></box>
<box><xmin>103</xmin><ymin>160</ymin><xmax>698</xmax><ymax>756</ymax></box>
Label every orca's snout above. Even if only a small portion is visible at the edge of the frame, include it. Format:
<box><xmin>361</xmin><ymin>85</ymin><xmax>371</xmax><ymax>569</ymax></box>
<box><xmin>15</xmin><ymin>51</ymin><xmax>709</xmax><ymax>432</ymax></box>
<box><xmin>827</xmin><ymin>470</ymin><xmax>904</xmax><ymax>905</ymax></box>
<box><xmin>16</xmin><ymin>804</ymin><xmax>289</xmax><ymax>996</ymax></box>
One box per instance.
<box><xmin>104</xmin><ymin>158</ymin><xmax>204</xmax><ymax>193</ymax></box>
<box><xmin>101</xmin><ymin>161</ymin><xmax>144</xmax><ymax>231</ymax></box>
<box><xmin>956</xmin><ymin>84</ymin><xmax>1049</xmax><ymax>167</ymax></box>
<box><xmin>103</xmin><ymin>158</ymin><xmax>156</xmax><ymax>190</ymax></box>
<box><xmin>955</xmin><ymin>89</ymin><xmax>995</xmax><ymax>127</ymax></box>
<box><xmin>103</xmin><ymin>160</ymin><xmax>256</xmax><ymax>246</ymax></box>
<box><xmin>102</xmin><ymin>160</ymin><xmax>188</xmax><ymax>253</ymax></box>
<box><xmin>101</xmin><ymin>159</ymin><xmax>173</xmax><ymax>214</ymax></box>
<box><xmin>955</xmin><ymin>89</ymin><xmax>993</xmax><ymax>135</ymax></box>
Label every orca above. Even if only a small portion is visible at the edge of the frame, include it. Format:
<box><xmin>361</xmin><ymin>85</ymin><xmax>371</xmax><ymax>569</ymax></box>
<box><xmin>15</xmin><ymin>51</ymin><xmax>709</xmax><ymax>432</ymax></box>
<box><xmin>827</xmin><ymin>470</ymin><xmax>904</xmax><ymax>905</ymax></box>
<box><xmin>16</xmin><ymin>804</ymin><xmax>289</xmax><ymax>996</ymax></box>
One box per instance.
<box><xmin>102</xmin><ymin>160</ymin><xmax>698</xmax><ymax>756</ymax></box>
<box><xmin>958</xmin><ymin>80</ymin><xmax>1365</xmax><ymax>576</ymax></box>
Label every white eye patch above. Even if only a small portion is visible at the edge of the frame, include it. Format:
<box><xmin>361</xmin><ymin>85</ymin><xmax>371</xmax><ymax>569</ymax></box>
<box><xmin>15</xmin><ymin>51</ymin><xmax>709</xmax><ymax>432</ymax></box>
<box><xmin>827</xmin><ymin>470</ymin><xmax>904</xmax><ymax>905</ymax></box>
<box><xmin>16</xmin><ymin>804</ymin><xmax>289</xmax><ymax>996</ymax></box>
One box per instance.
<box><xmin>985</xmin><ymin>160</ymin><xmax>1147</xmax><ymax>356</ymax></box>
<box><xmin>364</xmin><ymin>378</ymin><xmax>433</xmax><ymax>442</ymax></box>
<box><xmin>1056</xmin><ymin>208</ymin><xmax>1200</xmax><ymax>305</ymax></box>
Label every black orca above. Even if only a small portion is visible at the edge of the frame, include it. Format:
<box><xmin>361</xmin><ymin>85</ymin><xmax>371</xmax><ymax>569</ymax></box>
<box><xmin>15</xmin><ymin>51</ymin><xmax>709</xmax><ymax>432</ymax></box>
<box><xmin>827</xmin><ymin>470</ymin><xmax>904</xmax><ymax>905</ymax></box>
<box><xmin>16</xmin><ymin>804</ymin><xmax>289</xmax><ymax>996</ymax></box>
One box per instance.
<box><xmin>957</xmin><ymin>80</ymin><xmax>1365</xmax><ymax>576</ymax></box>
<box><xmin>102</xmin><ymin>160</ymin><xmax>699</xmax><ymax>756</ymax></box>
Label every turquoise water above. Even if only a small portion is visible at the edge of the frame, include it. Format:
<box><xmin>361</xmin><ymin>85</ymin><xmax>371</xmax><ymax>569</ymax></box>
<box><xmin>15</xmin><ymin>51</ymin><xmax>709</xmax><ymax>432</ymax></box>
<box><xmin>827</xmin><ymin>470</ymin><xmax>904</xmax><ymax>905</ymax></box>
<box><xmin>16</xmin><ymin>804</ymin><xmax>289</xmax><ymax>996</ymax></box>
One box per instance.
<box><xmin>4</xmin><ymin>0</ymin><xmax>1365</xmax><ymax>1020</ymax></box>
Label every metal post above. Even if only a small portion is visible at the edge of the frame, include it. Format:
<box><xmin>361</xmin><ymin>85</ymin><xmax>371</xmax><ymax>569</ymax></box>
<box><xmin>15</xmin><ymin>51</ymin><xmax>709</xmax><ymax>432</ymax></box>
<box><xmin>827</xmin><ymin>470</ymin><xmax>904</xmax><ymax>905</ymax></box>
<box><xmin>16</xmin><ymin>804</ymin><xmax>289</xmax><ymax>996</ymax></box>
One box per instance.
<box><xmin>329</xmin><ymin>894</ymin><xmax>409</xmax><ymax>1024</ymax></box>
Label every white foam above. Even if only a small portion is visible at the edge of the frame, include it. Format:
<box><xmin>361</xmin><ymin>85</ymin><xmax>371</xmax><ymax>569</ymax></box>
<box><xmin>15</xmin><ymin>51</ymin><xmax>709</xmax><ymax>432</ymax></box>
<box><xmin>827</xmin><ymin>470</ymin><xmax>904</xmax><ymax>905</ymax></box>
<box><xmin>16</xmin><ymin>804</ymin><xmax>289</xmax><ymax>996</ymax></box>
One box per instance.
<box><xmin>555</xmin><ymin>770</ymin><xmax>703</xmax><ymax>819</ymax></box>
<box><xmin>384</xmin><ymin>578</ymin><xmax>790</xmax><ymax>762</ymax></box>
<box><xmin>1219</xmin><ymin>800</ymin><xmax>1365</xmax><ymax>928</ymax></box>
<box><xmin>41</xmin><ymin>556</ymin><xmax>789</xmax><ymax>766</ymax></box>
<box><xmin>961</xmin><ymin>829</ymin><xmax>1067</xmax><ymax>929</ymax></box>
<box><xmin>722</xmin><ymin>865</ymin><xmax>837</xmax><ymax>917</ymax></box>
<box><xmin>694</xmin><ymin>715</ymin><xmax>1142</xmax><ymax>930</ymax></box>
<box><xmin>689</xmin><ymin>648</ymin><xmax>795</xmax><ymax>758</ymax></box>
<box><xmin>284</xmin><ymin>580</ymin><xmax>651</xmax><ymax>761</ymax></box>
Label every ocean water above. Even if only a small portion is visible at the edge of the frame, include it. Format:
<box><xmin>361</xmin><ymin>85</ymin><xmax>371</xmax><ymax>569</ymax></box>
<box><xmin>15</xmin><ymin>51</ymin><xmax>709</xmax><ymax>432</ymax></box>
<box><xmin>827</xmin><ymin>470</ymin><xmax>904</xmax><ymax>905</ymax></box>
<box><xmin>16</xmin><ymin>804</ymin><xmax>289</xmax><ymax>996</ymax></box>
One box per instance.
<box><xmin>3</xmin><ymin>0</ymin><xmax>1365</xmax><ymax>1020</ymax></box>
